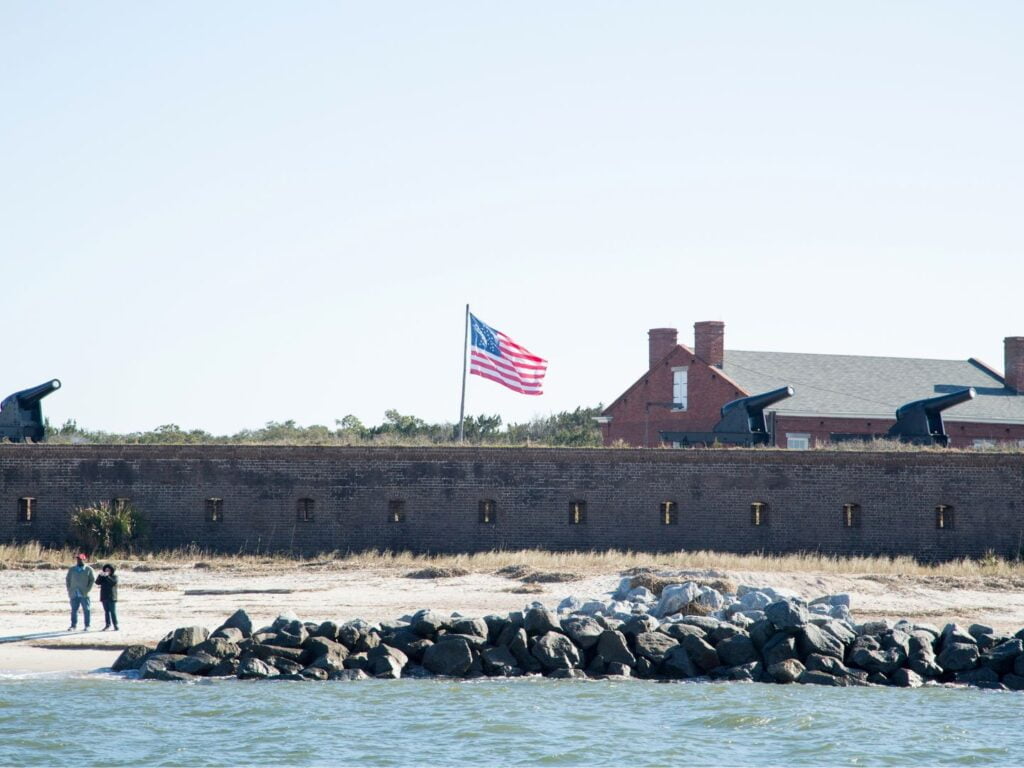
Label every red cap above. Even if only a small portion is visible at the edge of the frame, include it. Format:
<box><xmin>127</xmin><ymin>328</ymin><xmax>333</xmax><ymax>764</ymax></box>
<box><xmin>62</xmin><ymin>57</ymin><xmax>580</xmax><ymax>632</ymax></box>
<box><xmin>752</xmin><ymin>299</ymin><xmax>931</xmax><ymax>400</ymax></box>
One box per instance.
<box><xmin>76</xmin><ymin>553</ymin><xmax>87</xmax><ymax>561</ymax></box>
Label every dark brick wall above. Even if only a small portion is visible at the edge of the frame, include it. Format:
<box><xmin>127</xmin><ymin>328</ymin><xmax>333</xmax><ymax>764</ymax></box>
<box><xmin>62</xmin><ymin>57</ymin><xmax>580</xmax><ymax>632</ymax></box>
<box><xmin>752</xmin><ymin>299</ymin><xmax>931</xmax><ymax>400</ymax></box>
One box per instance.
<box><xmin>2</xmin><ymin>446</ymin><xmax>1022</xmax><ymax>560</ymax></box>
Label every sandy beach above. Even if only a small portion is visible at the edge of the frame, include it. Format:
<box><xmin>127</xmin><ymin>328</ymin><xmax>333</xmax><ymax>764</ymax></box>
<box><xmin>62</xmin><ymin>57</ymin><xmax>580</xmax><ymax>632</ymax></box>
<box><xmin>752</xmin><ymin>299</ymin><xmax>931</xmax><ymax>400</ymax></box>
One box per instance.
<box><xmin>5</xmin><ymin>558</ymin><xmax>1024</xmax><ymax>674</ymax></box>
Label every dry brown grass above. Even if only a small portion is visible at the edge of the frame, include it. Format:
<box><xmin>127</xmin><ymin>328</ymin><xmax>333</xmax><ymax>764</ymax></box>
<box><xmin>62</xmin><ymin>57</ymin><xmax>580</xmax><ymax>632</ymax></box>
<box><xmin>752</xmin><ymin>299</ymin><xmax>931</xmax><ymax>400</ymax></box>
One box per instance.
<box><xmin>4</xmin><ymin>542</ymin><xmax>1024</xmax><ymax>582</ymax></box>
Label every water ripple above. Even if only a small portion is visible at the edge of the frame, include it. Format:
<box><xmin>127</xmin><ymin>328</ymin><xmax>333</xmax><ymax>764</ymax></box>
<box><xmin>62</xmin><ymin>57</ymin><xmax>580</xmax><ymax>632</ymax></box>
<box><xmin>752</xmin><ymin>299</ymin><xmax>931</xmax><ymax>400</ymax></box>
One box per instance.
<box><xmin>0</xmin><ymin>675</ymin><xmax>1021</xmax><ymax>767</ymax></box>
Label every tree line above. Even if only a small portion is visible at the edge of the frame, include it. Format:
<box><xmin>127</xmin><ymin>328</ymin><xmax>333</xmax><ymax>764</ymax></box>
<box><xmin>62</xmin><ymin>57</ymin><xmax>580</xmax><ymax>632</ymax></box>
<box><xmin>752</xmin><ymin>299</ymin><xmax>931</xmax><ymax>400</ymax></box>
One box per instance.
<box><xmin>44</xmin><ymin>406</ymin><xmax>604</xmax><ymax>447</ymax></box>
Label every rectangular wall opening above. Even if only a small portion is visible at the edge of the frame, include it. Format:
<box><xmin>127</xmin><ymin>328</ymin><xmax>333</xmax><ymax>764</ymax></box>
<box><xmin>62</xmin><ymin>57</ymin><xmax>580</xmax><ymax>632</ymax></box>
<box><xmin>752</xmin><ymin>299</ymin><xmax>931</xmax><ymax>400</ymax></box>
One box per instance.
<box><xmin>297</xmin><ymin>498</ymin><xmax>315</xmax><ymax>522</ymax></box>
<box><xmin>18</xmin><ymin>497</ymin><xmax>35</xmax><ymax>524</ymax></box>
<box><xmin>478</xmin><ymin>499</ymin><xmax>496</xmax><ymax>524</ymax></box>
<box><xmin>389</xmin><ymin>500</ymin><xmax>406</xmax><ymax>523</ymax></box>
<box><xmin>661</xmin><ymin>500</ymin><xmax>678</xmax><ymax>525</ymax></box>
<box><xmin>842</xmin><ymin>503</ymin><xmax>861</xmax><ymax>528</ymax></box>
<box><xmin>936</xmin><ymin>504</ymin><xmax>954</xmax><ymax>530</ymax></box>
<box><xmin>206</xmin><ymin>498</ymin><xmax>224</xmax><ymax>523</ymax></box>
<box><xmin>569</xmin><ymin>500</ymin><xmax>587</xmax><ymax>525</ymax></box>
<box><xmin>751</xmin><ymin>501</ymin><xmax>768</xmax><ymax>527</ymax></box>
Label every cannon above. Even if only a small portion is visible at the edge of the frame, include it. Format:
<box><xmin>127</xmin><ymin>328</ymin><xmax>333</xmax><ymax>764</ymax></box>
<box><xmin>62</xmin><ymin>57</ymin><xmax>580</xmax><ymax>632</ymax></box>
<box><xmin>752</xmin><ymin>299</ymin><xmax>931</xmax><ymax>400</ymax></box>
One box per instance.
<box><xmin>886</xmin><ymin>387</ymin><xmax>975</xmax><ymax>446</ymax></box>
<box><xmin>0</xmin><ymin>379</ymin><xmax>61</xmax><ymax>443</ymax></box>
<box><xmin>660</xmin><ymin>385</ymin><xmax>795</xmax><ymax>447</ymax></box>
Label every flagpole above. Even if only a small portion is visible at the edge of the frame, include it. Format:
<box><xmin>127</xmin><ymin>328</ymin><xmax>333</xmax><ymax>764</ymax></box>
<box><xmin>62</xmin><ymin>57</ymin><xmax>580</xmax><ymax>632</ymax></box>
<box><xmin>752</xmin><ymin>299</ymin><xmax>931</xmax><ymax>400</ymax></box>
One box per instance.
<box><xmin>458</xmin><ymin>304</ymin><xmax>469</xmax><ymax>443</ymax></box>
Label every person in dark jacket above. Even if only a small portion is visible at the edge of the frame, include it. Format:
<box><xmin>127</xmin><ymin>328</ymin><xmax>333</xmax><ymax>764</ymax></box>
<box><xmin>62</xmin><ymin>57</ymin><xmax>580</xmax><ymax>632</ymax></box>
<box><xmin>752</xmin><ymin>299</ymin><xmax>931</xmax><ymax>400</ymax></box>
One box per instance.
<box><xmin>95</xmin><ymin>564</ymin><xmax>119</xmax><ymax>631</ymax></box>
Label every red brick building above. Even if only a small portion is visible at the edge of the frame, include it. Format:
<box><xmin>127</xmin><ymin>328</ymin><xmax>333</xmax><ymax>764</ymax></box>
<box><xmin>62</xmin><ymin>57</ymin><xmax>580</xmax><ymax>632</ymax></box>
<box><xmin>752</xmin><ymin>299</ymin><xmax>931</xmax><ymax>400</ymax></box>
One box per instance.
<box><xmin>598</xmin><ymin>322</ymin><xmax>1024</xmax><ymax>449</ymax></box>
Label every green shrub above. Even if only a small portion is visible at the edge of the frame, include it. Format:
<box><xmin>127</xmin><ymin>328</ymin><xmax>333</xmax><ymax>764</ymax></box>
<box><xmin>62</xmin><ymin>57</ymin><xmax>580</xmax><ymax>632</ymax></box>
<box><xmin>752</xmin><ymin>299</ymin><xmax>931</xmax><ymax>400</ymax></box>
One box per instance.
<box><xmin>69</xmin><ymin>502</ymin><xmax>147</xmax><ymax>554</ymax></box>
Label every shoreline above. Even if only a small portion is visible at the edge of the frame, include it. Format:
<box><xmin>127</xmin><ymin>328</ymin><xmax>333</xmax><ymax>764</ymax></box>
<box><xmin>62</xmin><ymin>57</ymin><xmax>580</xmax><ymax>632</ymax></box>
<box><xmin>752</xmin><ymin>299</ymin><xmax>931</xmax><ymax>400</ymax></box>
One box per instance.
<box><xmin>5</xmin><ymin>561</ymin><xmax>1024</xmax><ymax>675</ymax></box>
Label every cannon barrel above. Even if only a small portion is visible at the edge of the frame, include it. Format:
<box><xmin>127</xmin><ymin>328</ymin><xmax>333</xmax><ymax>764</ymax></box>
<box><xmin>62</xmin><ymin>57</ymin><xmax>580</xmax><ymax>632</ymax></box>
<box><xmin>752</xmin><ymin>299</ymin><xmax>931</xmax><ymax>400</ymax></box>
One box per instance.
<box><xmin>719</xmin><ymin>385</ymin><xmax>795</xmax><ymax>420</ymax></box>
<box><xmin>6</xmin><ymin>379</ymin><xmax>62</xmax><ymax>409</ymax></box>
<box><xmin>0</xmin><ymin>379</ymin><xmax>62</xmax><ymax>443</ymax></box>
<box><xmin>713</xmin><ymin>385</ymin><xmax>795</xmax><ymax>437</ymax></box>
<box><xmin>894</xmin><ymin>386</ymin><xmax>975</xmax><ymax>420</ymax></box>
<box><xmin>887</xmin><ymin>386</ymin><xmax>975</xmax><ymax>446</ymax></box>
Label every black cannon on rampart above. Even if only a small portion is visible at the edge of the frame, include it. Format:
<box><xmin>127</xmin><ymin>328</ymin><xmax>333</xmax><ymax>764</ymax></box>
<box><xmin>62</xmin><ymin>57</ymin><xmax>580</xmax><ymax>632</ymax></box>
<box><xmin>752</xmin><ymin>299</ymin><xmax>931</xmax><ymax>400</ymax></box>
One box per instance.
<box><xmin>660</xmin><ymin>385</ymin><xmax>795</xmax><ymax>447</ymax></box>
<box><xmin>885</xmin><ymin>387</ymin><xmax>975</xmax><ymax>446</ymax></box>
<box><xmin>0</xmin><ymin>379</ymin><xmax>61</xmax><ymax>443</ymax></box>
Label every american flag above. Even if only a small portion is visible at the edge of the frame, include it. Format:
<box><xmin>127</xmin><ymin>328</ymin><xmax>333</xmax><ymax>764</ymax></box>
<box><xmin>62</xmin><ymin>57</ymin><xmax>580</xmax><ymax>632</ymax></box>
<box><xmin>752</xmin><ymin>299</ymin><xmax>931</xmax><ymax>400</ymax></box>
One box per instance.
<box><xmin>469</xmin><ymin>313</ymin><xmax>547</xmax><ymax>395</ymax></box>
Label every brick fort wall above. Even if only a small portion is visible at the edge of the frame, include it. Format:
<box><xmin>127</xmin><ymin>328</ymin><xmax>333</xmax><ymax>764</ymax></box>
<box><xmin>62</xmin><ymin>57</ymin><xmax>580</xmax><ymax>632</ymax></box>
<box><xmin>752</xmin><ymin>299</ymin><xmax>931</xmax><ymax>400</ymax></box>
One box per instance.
<box><xmin>1</xmin><ymin>445</ymin><xmax>1022</xmax><ymax>560</ymax></box>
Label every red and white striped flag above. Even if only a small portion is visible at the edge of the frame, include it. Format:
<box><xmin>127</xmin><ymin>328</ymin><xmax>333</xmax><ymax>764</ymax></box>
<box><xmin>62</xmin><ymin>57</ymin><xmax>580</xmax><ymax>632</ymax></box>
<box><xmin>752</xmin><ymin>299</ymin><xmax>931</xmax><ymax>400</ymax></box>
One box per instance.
<box><xmin>469</xmin><ymin>313</ymin><xmax>547</xmax><ymax>395</ymax></box>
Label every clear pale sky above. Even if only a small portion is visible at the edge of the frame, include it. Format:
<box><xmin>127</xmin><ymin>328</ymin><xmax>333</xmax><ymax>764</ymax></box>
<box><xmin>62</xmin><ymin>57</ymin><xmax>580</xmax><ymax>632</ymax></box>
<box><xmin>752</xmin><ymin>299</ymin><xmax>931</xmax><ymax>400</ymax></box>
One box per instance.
<box><xmin>2</xmin><ymin>2</ymin><xmax>1021</xmax><ymax>434</ymax></box>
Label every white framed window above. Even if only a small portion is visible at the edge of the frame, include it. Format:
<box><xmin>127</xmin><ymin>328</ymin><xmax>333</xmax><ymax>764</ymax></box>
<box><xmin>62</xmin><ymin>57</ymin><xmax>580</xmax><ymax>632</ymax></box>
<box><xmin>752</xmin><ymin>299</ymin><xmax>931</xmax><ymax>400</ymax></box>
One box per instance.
<box><xmin>672</xmin><ymin>367</ymin><xmax>688</xmax><ymax>411</ymax></box>
<box><xmin>786</xmin><ymin>433</ymin><xmax>810</xmax><ymax>450</ymax></box>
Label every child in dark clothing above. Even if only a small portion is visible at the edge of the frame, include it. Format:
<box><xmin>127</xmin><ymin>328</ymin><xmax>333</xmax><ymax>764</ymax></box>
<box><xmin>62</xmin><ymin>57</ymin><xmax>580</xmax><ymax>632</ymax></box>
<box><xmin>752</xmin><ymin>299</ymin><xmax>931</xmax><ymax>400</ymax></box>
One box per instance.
<box><xmin>96</xmin><ymin>564</ymin><xmax>119</xmax><ymax>631</ymax></box>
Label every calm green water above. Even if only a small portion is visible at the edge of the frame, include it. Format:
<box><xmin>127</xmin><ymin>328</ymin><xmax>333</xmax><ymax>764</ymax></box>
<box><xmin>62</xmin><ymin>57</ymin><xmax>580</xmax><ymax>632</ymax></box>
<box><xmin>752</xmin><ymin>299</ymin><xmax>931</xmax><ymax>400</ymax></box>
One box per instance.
<box><xmin>0</xmin><ymin>672</ymin><xmax>1019</xmax><ymax>766</ymax></box>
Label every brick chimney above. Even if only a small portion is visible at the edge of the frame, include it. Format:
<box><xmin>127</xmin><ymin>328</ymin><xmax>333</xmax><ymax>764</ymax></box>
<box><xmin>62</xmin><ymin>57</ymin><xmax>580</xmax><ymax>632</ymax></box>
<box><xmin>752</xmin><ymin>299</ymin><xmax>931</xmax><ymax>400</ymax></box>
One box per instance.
<box><xmin>648</xmin><ymin>328</ymin><xmax>678</xmax><ymax>368</ymax></box>
<box><xmin>1006</xmin><ymin>337</ymin><xmax>1024</xmax><ymax>393</ymax></box>
<box><xmin>694</xmin><ymin>321</ymin><xmax>725</xmax><ymax>368</ymax></box>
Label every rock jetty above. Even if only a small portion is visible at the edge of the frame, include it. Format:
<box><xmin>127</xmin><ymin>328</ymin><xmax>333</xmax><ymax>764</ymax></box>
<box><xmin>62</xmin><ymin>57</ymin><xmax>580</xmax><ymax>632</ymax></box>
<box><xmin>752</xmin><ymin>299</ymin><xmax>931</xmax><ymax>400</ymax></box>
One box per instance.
<box><xmin>113</xmin><ymin>581</ymin><xmax>1024</xmax><ymax>690</ymax></box>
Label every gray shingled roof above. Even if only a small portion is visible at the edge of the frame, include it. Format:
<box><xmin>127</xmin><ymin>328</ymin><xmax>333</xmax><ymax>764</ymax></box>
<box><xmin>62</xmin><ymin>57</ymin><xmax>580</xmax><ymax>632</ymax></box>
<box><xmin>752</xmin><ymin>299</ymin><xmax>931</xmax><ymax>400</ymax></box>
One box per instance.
<box><xmin>721</xmin><ymin>350</ymin><xmax>1024</xmax><ymax>424</ymax></box>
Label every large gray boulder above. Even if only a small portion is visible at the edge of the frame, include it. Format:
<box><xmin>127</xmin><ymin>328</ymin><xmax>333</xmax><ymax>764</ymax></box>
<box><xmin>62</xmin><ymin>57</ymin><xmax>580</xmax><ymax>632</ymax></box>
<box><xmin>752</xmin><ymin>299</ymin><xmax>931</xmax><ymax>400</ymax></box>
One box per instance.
<box><xmin>765</xmin><ymin>600</ymin><xmax>808</xmax><ymax>631</ymax></box>
<box><xmin>678</xmin><ymin>616</ymin><xmax>723</xmax><ymax>633</ymax></box>
<box><xmin>716</xmin><ymin>635</ymin><xmax>759</xmax><ymax>667</ymax></box>
<box><xmin>762</xmin><ymin>633</ymin><xmax>798</xmax><ymax>667</ymax></box>
<box><xmin>653</xmin><ymin>582</ymin><xmax>702</xmax><ymax>617</ymax></box>
<box><xmin>596</xmin><ymin>630</ymin><xmax>636</xmax><ymax>667</ymax></box>
<box><xmin>660</xmin><ymin>623</ymin><xmax>707</xmax><ymax>642</ymax></box>
<box><xmin>820</xmin><ymin>620</ymin><xmax>857</xmax><ymax>646</ymax></box>
<box><xmin>411</xmin><ymin>610</ymin><xmax>450</xmax><ymax>638</ymax></box>
<box><xmin>531</xmin><ymin>632</ymin><xmax>582</xmax><ymax>671</ymax></box>
<box><xmin>214</xmin><ymin>609</ymin><xmax>253</xmax><ymax>638</ymax></box>
<box><xmin>304</xmin><ymin>637</ymin><xmax>349</xmax><ymax>663</ymax></box>
<box><xmin>523</xmin><ymin>607</ymin><xmax>561</xmax><ymax>636</ymax></box>
<box><xmin>798</xmin><ymin>670</ymin><xmax>847</xmax><ymax>687</ymax></box>
<box><xmin>936</xmin><ymin>642</ymin><xmax>979</xmax><ymax>673</ymax></box>
<box><xmin>162</xmin><ymin>626</ymin><xmax>209</xmax><ymax>654</ymax></box>
<box><xmin>173</xmin><ymin>652</ymin><xmax>219</xmax><ymax>675</ymax></box>
<box><xmin>501</xmin><ymin>627</ymin><xmax>542</xmax><ymax>673</ymax></box>
<box><xmin>441</xmin><ymin>633</ymin><xmax>488</xmax><ymax>652</ymax></box>
<box><xmin>251</xmin><ymin>644</ymin><xmax>304</xmax><ymax>663</ymax></box>
<box><xmin>377</xmin><ymin>629</ymin><xmax>421</xmax><ymax>658</ymax></box>
<box><xmin>481</xmin><ymin>646</ymin><xmax>521</xmax><ymax>677</ymax></box>
<box><xmin>722</xmin><ymin>661</ymin><xmax>763</xmax><ymax>682</ymax></box>
<box><xmin>275</xmin><ymin>620</ymin><xmax>308</xmax><ymax>648</ymax></box>
<box><xmin>422</xmin><ymin>637</ymin><xmax>474</xmax><ymax>676</ymax></box>
<box><xmin>890</xmin><ymin>668</ymin><xmax>924</xmax><ymax>688</ymax></box>
<box><xmin>138</xmin><ymin>653</ymin><xmax>183</xmax><ymax>679</ymax></box>
<box><xmin>451</xmin><ymin>617</ymin><xmax>489</xmax><ymax>639</ymax></box>
<box><xmin>308</xmin><ymin>651</ymin><xmax>348</xmax><ymax>675</ymax></box>
<box><xmin>561</xmin><ymin>616</ymin><xmax>604</xmax><ymax>649</ymax></box>
<box><xmin>1002</xmin><ymin>673</ymin><xmax>1024</xmax><ymax>691</ymax></box>
<box><xmin>145</xmin><ymin>668</ymin><xmax>196</xmax><ymax>683</ymax></box>
<box><xmin>269</xmin><ymin>656</ymin><xmax>303</xmax><ymax>675</ymax></box>
<box><xmin>796</xmin><ymin>624</ymin><xmax>845</xmax><ymax>660</ymax></box>
<box><xmin>237</xmin><ymin>657</ymin><xmax>278</xmax><ymax>679</ymax></box>
<box><xmin>209</xmin><ymin>658</ymin><xmax>239</xmax><ymax>677</ymax></box>
<box><xmin>804</xmin><ymin>653</ymin><xmax>863</xmax><ymax>682</ymax></box>
<box><xmin>368</xmin><ymin>644</ymin><xmax>408</xmax><ymax>678</ymax></box>
<box><xmin>681</xmin><ymin>634</ymin><xmax>720</xmax><ymax>673</ymax></box>
<box><xmin>634</xmin><ymin>632</ymin><xmax>678</xmax><ymax>665</ymax></box>
<box><xmin>940</xmin><ymin>624</ymin><xmax>976</xmax><ymax>649</ymax></box>
<box><xmin>955</xmin><ymin>667</ymin><xmax>1000</xmax><ymax>687</ymax></box>
<box><xmin>331</xmin><ymin>669</ymin><xmax>371</xmax><ymax>681</ymax></box>
<box><xmin>192</xmin><ymin>637</ymin><xmax>240</xmax><ymax>660</ymax></box>
<box><xmin>849</xmin><ymin>647</ymin><xmax>906</xmax><ymax>675</ymax></box>
<box><xmin>765</xmin><ymin>658</ymin><xmax>805</xmax><ymax>684</ymax></box>
<box><xmin>111</xmin><ymin>645</ymin><xmax>152</xmax><ymax>672</ymax></box>
<box><xmin>661</xmin><ymin>645</ymin><xmax>699</xmax><ymax>679</ymax></box>
<box><xmin>980</xmin><ymin>639</ymin><xmax>1024</xmax><ymax>675</ymax></box>
<box><xmin>621</xmin><ymin>614</ymin><xmax>660</xmax><ymax>637</ymax></box>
